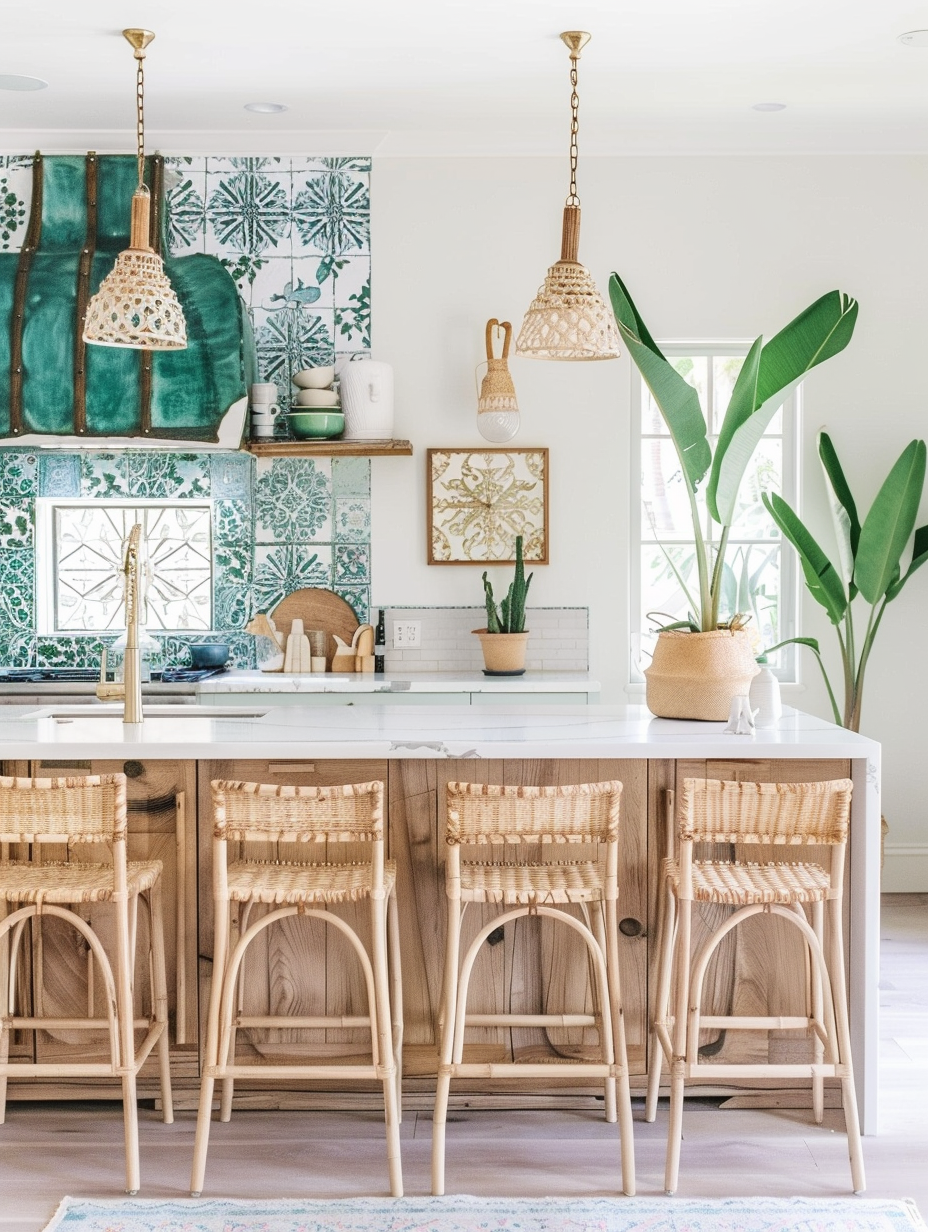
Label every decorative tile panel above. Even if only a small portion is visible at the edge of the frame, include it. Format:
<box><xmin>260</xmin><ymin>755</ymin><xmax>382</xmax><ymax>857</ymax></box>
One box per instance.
<box><xmin>0</xmin><ymin>149</ymin><xmax>374</xmax><ymax>669</ymax></box>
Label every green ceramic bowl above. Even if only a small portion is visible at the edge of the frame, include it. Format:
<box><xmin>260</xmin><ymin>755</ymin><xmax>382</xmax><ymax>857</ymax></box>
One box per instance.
<box><xmin>288</xmin><ymin>410</ymin><xmax>344</xmax><ymax>440</ymax></box>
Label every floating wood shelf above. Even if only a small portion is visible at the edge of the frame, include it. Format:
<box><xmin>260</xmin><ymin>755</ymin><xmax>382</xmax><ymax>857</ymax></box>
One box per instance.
<box><xmin>244</xmin><ymin>439</ymin><xmax>413</xmax><ymax>458</ymax></box>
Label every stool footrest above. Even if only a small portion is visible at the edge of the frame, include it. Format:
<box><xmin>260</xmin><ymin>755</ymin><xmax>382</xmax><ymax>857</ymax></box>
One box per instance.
<box><xmin>465</xmin><ymin>1013</ymin><xmax>598</xmax><ymax>1028</ymax></box>
<box><xmin>444</xmin><ymin>1062</ymin><xmax>618</xmax><ymax>1078</ymax></box>
<box><xmin>235</xmin><ymin>1015</ymin><xmax>371</xmax><ymax>1030</ymax></box>
<box><xmin>698</xmin><ymin>1015</ymin><xmax>813</xmax><ymax>1031</ymax></box>
<box><xmin>208</xmin><ymin>1064</ymin><xmax>383</xmax><ymax>1080</ymax></box>
<box><xmin>685</xmin><ymin>1062</ymin><xmax>849</xmax><ymax>1079</ymax></box>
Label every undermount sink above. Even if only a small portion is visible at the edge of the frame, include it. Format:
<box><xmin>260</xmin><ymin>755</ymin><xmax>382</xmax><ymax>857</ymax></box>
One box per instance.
<box><xmin>25</xmin><ymin>705</ymin><xmax>269</xmax><ymax>721</ymax></box>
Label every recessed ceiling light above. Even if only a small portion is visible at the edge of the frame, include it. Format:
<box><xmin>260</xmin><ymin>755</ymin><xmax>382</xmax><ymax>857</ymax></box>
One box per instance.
<box><xmin>244</xmin><ymin>101</ymin><xmax>288</xmax><ymax>114</ymax></box>
<box><xmin>899</xmin><ymin>30</ymin><xmax>928</xmax><ymax>46</ymax></box>
<box><xmin>0</xmin><ymin>74</ymin><xmax>48</xmax><ymax>91</ymax></box>
<box><xmin>752</xmin><ymin>102</ymin><xmax>786</xmax><ymax>112</ymax></box>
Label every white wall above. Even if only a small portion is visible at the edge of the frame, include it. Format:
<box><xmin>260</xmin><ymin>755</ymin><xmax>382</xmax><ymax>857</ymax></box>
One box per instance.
<box><xmin>371</xmin><ymin>154</ymin><xmax>928</xmax><ymax>890</ymax></box>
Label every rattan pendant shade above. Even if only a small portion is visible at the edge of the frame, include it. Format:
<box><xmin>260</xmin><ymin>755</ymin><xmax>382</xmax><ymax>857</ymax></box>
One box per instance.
<box><xmin>83</xmin><ymin>29</ymin><xmax>187</xmax><ymax>352</ymax></box>
<box><xmin>516</xmin><ymin>31</ymin><xmax>619</xmax><ymax>363</ymax></box>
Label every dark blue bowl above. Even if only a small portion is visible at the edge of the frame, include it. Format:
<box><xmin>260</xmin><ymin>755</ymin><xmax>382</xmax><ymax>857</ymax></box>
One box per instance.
<box><xmin>189</xmin><ymin>643</ymin><xmax>230</xmax><ymax>668</ymax></box>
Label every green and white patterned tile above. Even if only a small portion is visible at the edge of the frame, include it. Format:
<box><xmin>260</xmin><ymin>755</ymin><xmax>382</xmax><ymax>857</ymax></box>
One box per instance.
<box><xmin>214</xmin><ymin>582</ymin><xmax>252</xmax><ymax>630</ymax></box>
<box><xmin>0</xmin><ymin>165</ymin><xmax>29</xmax><ymax>251</ymax></box>
<box><xmin>331</xmin><ymin>457</ymin><xmax>371</xmax><ymax>497</ymax></box>
<box><xmin>0</xmin><ymin>499</ymin><xmax>33</xmax><ymax>549</ymax></box>
<box><xmin>127</xmin><ymin>451</ymin><xmax>210</xmax><ymax>498</ymax></box>
<box><xmin>254</xmin><ymin>305</ymin><xmax>335</xmax><ymax>387</ymax></box>
<box><xmin>213</xmin><ymin>499</ymin><xmax>252</xmax><ymax>546</ymax></box>
<box><xmin>0</xmin><ymin>450</ymin><xmax>37</xmax><ymax>497</ymax></box>
<box><xmin>206</xmin><ymin>158</ymin><xmax>291</xmax><ymax>260</ymax></box>
<box><xmin>0</xmin><ymin>631</ymin><xmax>35</xmax><ymax>666</ymax></box>
<box><xmin>292</xmin><ymin>163</ymin><xmax>370</xmax><ymax>257</ymax></box>
<box><xmin>333</xmin><ymin>496</ymin><xmax>371</xmax><ymax>543</ymax></box>
<box><xmin>335</xmin><ymin>586</ymin><xmax>370</xmax><ymax>626</ymax></box>
<box><xmin>36</xmin><ymin>635</ymin><xmax>115</xmax><ymax>670</ymax></box>
<box><xmin>80</xmin><ymin>452</ymin><xmax>130</xmax><ymax>497</ymax></box>
<box><xmin>214</xmin><ymin>542</ymin><xmax>252</xmax><ymax>589</ymax></box>
<box><xmin>255</xmin><ymin>457</ymin><xmax>332</xmax><ymax>544</ymax></box>
<box><xmin>334</xmin><ymin>543</ymin><xmax>370</xmax><ymax>585</ymax></box>
<box><xmin>0</xmin><ymin>549</ymin><xmax>33</xmax><ymax>631</ymax></box>
<box><xmin>163</xmin><ymin>161</ymin><xmax>207</xmax><ymax>255</ymax></box>
<box><xmin>253</xmin><ymin>545</ymin><xmax>333</xmax><ymax>612</ymax></box>
<box><xmin>38</xmin><ymin>453</ymin><xmax>80</xmax><ymax>497</ymax></box>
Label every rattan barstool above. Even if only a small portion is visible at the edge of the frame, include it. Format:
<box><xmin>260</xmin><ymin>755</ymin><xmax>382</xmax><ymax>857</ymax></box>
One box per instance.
<box><xmin>431</xmin><ymin>780</ymin><xmax>635</xmax><ymax>1197</ymax></box>
<box><xmin>0</xmin><ymin>773</ymin><xmax>173</xmax><ymax>1194</ymax></box>
<box><xmin>646</xmin><ymin>777</ymin><xmax>865</xmax><ymax>1195</ymax></box>
<box><xmin>190</xmin><ymin>778</ymin><xmax>403</xmax><ymax>1198</ymax></box>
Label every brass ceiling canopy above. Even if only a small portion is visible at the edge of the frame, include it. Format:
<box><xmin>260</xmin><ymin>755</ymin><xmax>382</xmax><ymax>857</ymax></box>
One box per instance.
<box><xmin>515</xmin><ymin>31</ymin><xmax>620</xmax><ymax>362</ymax></box>
<box><xmin>82</xmin><ymin>28</ymin><xmax>188</xmax><ymax>351</ymax></box>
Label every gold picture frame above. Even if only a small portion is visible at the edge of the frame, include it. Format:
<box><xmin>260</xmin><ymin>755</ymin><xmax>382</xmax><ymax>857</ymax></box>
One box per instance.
<box><xmin>427</xmin><ymin>448</ymin><xmax>549</xmax><ymax>565</ymax></box>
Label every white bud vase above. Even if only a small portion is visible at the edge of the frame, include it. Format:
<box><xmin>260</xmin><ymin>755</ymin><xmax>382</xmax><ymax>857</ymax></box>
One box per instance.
<box><xmin>749</xmin><ymin>660</ymin><xmax>782</xmax><ymax>728</ymax></box>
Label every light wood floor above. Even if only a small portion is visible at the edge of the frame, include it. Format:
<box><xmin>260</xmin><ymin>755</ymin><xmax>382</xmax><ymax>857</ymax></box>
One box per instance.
<box><xmin>1</xmin><ymin>894</ymin><xmax>925</xmax><ymax>1232</ymax></box>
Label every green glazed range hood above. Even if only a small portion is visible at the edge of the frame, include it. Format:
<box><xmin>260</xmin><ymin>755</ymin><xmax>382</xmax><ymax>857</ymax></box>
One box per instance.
<box><xmin>0</xmin><ymin>153</ymin><xmax>257</xmax><ymax>444</ymax></box>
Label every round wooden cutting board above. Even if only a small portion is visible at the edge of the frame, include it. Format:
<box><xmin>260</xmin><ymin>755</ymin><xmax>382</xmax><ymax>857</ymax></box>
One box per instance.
<box><xmin>270</xmin><ymin>588</ymin><xmax>360</xmax><ymax>667</ymax></box>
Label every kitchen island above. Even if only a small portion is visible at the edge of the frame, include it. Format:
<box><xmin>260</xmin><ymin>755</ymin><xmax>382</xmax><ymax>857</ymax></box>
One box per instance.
<box><xmin>0</xmin><ymin>703</ymin><xmax>880</xmax><ymax>1131</ymax></box>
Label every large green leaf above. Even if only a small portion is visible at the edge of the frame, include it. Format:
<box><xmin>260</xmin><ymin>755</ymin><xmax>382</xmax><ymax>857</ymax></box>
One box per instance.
<box><xmin>609</xmin><ymin>274</ymin><xmax>711</xmax><ymax>493</ymax></box>
<box><xmin>855</xmin><ymin>440</ymin><xmax>927</xmax><ymax>603</ymax></box>
<box><xmin>763</xmin><ymin>492</ymin><xmax>848</xmax><ymax>624</ymax></box>
<box><xmin>818</xmin><ymin>431</ymin><xmax>860</xmax><ymax>595</ymax></box>
<box><xmin>708</xmin><ymin>292</ymin><xmax>858</xmax><ymax>529</ymax></box>
<box><xmin>886</xmin><ymin>524</ymin><xmax>928</xmax><ymax>601</ymax></box>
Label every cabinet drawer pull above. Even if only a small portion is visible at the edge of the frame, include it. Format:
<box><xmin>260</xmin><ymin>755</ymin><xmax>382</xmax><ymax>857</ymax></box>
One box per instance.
<box><xmin>619</xmin><ymin>917</ymin><xmax>643</xmax><ymax>937</ymax></box>
<box><xmin>268</xmin><ymin>763</ymin><xmax>316</xmax><ymax>774</ymax></box>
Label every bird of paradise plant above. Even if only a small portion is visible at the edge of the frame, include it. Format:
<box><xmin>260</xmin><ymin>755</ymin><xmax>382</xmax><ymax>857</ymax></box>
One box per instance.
<box><xmin>609</xmin><ymin>275</ymin><xmax>859</xmax><ymax>632</ymax></box>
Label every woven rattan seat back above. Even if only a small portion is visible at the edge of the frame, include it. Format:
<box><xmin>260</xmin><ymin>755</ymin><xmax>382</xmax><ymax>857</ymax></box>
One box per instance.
<box><xmin>680</xmin><ymin>777</ymin><xmax>852</xmax><ymax>846</ymax></box>
<box><xmin>0</xmin><ymin>773</ymin><xmax>126</xmax><ymax>844</ymax></box>
<box><xmin>446</xmin><ymin>780</ymin><xmax>622</xmax><ymax>845</ymax></box>
<box><xmin>211</xmin><ymin>779</ymin><xmax>383</xmax><ymax>843</ymax></box>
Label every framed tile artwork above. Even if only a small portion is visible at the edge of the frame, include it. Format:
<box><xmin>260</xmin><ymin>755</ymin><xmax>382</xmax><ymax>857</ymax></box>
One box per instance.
<box><xmin>427</xmin><ymin>448</ymin><xmax>549</xmax><ymax>565</ymax></box>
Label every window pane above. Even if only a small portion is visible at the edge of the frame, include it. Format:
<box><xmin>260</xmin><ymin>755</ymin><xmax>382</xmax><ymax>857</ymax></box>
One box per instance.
<box><xmin>642</xmin><ymin>438</ymin><xmax>708</xmax><ymax>541</ymax></box>
<box><xmin>729</xmin><ymin>439</ymin><xmax>781</xmax><ymax>537</ymax></box>
<box><xmin>712</xmin><ymin>355</ymin><xmax>745</xmax><ymax>432</ymax></box>
<box><xmin>716</xmin><ymin>543</ymin><xmax>782</xmax><ymax>655</ymax></box>
<box><xmin>54</xmin><ymin>503</ymin><xmax>212</xmax><ymax>632</ymax></box>
<box><xmin>640</xmin><ymin>543</ymin><xmax>702</xmax><ymax>632</ymax></box>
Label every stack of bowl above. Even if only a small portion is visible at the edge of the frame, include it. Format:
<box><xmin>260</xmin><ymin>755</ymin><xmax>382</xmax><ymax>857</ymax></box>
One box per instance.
<box><xmin>289</xmin><ymin>368</ymin><xmax>343</xmax><ymax>440</ymax></box>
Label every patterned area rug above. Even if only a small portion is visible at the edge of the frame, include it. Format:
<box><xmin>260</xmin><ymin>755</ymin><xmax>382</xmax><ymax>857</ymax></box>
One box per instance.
<box><xmin>44</xmin><ymin>1194</ymin><xmax>926</xmax><ymax>1232</ymax></box>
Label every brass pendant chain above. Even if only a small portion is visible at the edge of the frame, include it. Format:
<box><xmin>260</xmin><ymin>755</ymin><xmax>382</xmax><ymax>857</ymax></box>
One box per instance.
<box><xmin>136</xmin><ymin>52</ymin><xmax>146</xmax><ymax>189</ymax></box>
<box><xmin>567</xmin><ymin>54</ymin><xmax>580</xmax><ymax>206</ymax></box>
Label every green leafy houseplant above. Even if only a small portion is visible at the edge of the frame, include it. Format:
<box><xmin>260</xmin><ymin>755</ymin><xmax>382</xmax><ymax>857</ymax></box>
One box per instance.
<box><xmin>763</xmin><ymin>432</ymin><xmax>928</xmax><ymax>732</ymax></box>
<box><xmin>609</xmin><ymin>275</ymin><xmax>859</xmax><ymax>632</ymax></box>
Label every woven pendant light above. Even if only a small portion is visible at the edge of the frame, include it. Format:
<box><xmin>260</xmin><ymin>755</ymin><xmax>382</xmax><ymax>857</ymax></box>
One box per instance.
<box><xmin>83</xmin><ymin>30</ymin><xmax>187</xmax><ymax>351</ymax></box>
<box><xmin>516</xmin><ymin>32</ymin><xmax>620</xmax><ymax>362</ymax></box>
<box><xmin>477</xmin><ymin>319</ymin><xmax>520</xmax><ymax>442</ymax></box>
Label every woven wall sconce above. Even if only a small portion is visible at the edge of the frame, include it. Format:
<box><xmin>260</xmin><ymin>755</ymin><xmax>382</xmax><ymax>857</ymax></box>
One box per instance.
<box><xmin>516</xmin><ymin>31</ymin><xmax>620</xmax><ymax>362</ymax></box>
<box><xmin>477</xmin><ymin>319</ymin><xmax>520</xmax><ymax>442</ymax></box>
<box><xmin>83</xmin><ymin>30</ymin><xmax>187</xmax><ymax>351</ymax></box>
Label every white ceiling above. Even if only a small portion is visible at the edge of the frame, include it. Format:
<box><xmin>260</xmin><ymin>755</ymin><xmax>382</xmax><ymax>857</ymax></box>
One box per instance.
<box><xmin>3</xmin><ymin>0</ymin><xmax>928</xmax><ymax>155</ymax></box>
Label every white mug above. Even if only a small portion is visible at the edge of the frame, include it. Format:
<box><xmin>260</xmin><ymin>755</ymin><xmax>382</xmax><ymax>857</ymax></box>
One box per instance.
<box><xmin>251</xmin><ymin>404</ymin><xmax>279</xmax><ymax>438</ymax></box>
<box><xmin>251</xmin><ymin>382</ymin><xmax>279</xmax><ymax>405</ymax></box>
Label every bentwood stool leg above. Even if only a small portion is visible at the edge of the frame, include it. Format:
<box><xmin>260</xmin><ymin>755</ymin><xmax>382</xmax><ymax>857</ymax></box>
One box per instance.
<box><xmin>190</xmin><ymin>897</ymin><xmax>230</xmax><ymax>1196</ymax></box>
<box><xmin>148</xmin><ymin>882</ymin><xmax>174</xmax><ymax>1124</ymax></box>
<box><xmin>431</xmin><ymin>874</ymin><xmax>462</xmax><ymax>1196</ymax></box>
<box><xmin>664</xmin><ymin>894</ymin><xmax>691</xmax><ymax>1196</ymax></box>
<box><xmin>371</xmin><ymin>892</ymin><xmax>403</xmax><ymax>1197</ymax></box>
<box><xmin>828</xmin><ymin>896</ymin><xmax>866</xmax><ymax>1193</ymax></box>
<box><xmin>387</xmin><ymin>889</ymin><xmax>404</xmax><ymax>1121</ymax></box>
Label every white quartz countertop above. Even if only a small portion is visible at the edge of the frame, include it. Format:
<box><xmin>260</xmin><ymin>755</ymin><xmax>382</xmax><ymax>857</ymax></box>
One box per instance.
<box><xmin>0</xmin><ymin>703</ymin><xmax>879</xmax><ymax>761</ymax></box>
<box><xmin>196</xmin><ymin>670</ymin><xmax>600</xmax><ymax>694</ymax></box>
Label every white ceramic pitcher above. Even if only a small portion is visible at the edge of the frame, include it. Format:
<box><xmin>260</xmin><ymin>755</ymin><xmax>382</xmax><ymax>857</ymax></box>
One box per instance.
<box><xmin>340</xmin><ymin>359</ymin><xmax>394</xmax><ymax>440</ymax></box>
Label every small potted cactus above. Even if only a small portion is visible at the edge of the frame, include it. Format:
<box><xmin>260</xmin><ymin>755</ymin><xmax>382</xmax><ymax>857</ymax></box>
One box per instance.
<box><xmin>473</xmin><ymin>535</ymin><xmax>533</xmax><ymax>674</ymax></box>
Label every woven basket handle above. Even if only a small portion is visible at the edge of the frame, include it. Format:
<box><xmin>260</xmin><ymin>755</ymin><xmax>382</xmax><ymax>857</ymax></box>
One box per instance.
<box><xmin>485</xmin><ymin>319</ymin><xmax>513</xmax><ymax>362</ymax></box>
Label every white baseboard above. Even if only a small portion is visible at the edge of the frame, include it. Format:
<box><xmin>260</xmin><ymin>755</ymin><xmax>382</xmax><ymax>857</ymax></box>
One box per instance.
<box><xmin>882</xmin><ymin>844</ymin><xmax>928</xmax><ymax>892</ymax></box>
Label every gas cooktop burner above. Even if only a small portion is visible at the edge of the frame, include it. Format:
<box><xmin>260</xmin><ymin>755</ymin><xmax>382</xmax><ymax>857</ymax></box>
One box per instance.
<box><xmin>0</xmin><ymin>666</ymin><xmax>231</xmax><ymax>684</ymax></box>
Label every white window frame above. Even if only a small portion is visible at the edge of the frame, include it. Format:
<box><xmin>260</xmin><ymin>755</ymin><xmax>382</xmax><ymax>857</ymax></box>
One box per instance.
<box><xmin>629</xmin><ymin>342</ymin><xmax>801</xmax><ymax>685</ymax></box>
<box><xmin>35</xmin><ymin>498</ymin><xmax>214</xmax><ymax>635</ymax></box>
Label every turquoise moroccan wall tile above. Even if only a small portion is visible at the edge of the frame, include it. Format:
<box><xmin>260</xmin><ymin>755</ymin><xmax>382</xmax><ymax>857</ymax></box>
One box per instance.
<box><xmin>127</xmin><ymin>452</ymin><xmax>211</xmax><ymax>499</ymax></box>
<box><xmin>0</xmin><ymin>632</ymin><xmax>35</xmax><ymax>666</ymax></box>
<box><xmin>255</xmin><ymin>457</ymin><xmax>332</xmax><ymax>544</ymax></box>
<box><xmin>253</xmin><ymin>545</ymin><xmax>333</xmax><ymax>612</ymax></box>
<box><xmin>332</xmin><ymin>457</ymin><xmax>370</xmax><ymax>496</ymax></box>
<box><xmin>80</xmin><ymin>453</ymin><xmax>130</xmax><ymax>498</ymax></box>
<box><xmin>334</xmin><ymin>544</ymin><xmax>370</xmax><ymax>585</ymax></box>
<box><xmin>210</xmin><ymin>453</ymin><xmax>253</xmax><ymax>501</ymax></box>
<box><xmin>38</xmin><ymin>453</ymin><xmax>80</xmax><ymax>497</ymax></box>
<box><xmin>0</xmin><ymin>450</ymin><xmax>37</xmax><ymax>497</ymax></box>
<box><xmin>0</xmin><ymin>549</ymin><xmax>33</xmax><ymax>631</ymax></box>
<box><xmin>213</xmin><ymin>499</ymin><xmax>252</xmax><ymax>545</ymax></box>
<box><xmin>334</xmin><ymin>497</ymin><xmax>371</xmax><ymax>542</ymax></box>
<box><xmin>0</xmin><ymin>501</ymin><xmax>33</xmax><ymax>549</ymax></box>
<box><xmin>336</xmin><ymin>586</ymin><xmax>371</xmax><ymax>626</ymax></box>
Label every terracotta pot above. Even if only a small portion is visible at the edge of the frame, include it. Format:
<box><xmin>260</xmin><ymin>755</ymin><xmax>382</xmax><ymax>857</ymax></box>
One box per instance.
<box><xmin>472</xmin><ymin>628</ymin><xmax>530</xmax><ymax>675</ymax></box>
<box><xmin>644</xmin><ymin>629</ymin><xmax>760</xmax><ymax>721</ymax></box>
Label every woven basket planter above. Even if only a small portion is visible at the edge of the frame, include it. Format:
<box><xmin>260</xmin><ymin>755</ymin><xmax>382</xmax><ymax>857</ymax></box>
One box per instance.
<box><xmin>644</xmin><ymin>629</ymin><xmax>760</xmax><ymax>721</ymax></box>
<box><xmin>473</xmin><ymin>629</ymin><xmax>530</xmax><ymax>675</ymax></box>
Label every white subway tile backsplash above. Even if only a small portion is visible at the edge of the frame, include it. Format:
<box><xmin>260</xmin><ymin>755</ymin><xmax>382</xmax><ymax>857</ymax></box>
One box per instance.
<box><xmin>378</xmin><ymin>606</ymin><xmax>588</xmax><ymax>674</ymax></box>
